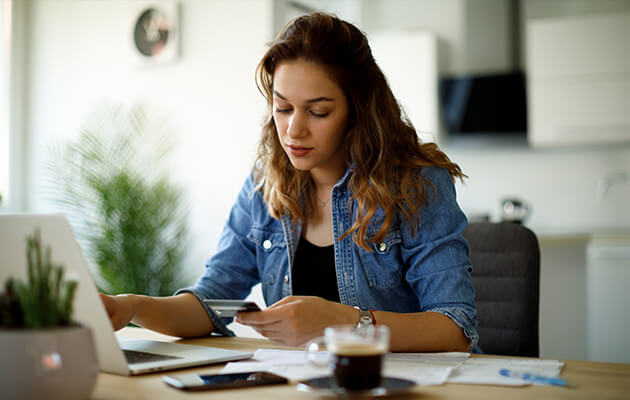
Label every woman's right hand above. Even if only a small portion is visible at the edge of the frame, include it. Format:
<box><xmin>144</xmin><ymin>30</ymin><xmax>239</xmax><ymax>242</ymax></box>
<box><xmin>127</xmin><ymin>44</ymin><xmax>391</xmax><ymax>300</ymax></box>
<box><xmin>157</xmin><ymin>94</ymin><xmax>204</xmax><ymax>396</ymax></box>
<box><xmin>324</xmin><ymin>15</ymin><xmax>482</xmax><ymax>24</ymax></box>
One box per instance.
<box><xmin>99</xmin><ymin>293</ymin><xmax>136</xmax><ymax>331</ymax></box>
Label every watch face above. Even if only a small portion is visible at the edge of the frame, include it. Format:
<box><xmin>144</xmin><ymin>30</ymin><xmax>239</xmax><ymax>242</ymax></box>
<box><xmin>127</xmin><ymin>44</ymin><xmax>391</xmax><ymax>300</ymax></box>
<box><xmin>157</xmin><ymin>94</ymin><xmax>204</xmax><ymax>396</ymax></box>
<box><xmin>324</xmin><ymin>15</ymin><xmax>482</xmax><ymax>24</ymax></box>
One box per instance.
<box><xmin>133</xmin><ymin>8</ymin><xmax>171</xmax><ymax>57</ymax></box>
<box><xmin>358</xmin><ymin>309</ymin><xmax>374</xmax><ymax>327</ymax></box>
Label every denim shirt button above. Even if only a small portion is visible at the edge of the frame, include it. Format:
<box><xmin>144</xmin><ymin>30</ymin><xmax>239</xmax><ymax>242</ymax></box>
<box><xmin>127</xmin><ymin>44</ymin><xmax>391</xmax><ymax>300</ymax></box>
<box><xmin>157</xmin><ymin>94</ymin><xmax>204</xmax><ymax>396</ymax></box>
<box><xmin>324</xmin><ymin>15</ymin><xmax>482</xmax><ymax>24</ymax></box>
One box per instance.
<box><xmin>284</xmin><ymin>274</ymin><xmax>289</xmax><ymax>283</ymax></box>
<box><xmin>378</xmin><ymin>242</ymin><xmax>387</xmax><ymax>252</ymax></box>
<box><xmin>262</xmin><ymin>239</ymin><xmax>272</xmax><ymax>250</ymax></box>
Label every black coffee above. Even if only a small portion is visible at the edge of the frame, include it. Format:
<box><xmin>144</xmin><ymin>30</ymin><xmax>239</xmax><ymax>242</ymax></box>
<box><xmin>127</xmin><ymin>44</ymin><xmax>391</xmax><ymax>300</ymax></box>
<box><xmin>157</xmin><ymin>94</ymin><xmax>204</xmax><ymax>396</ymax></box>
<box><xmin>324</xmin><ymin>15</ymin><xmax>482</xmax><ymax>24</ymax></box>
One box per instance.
<box><xmin>331</xmin><ymin>347</ymin><xmax>383</xmax><ymax>391</ymax></box>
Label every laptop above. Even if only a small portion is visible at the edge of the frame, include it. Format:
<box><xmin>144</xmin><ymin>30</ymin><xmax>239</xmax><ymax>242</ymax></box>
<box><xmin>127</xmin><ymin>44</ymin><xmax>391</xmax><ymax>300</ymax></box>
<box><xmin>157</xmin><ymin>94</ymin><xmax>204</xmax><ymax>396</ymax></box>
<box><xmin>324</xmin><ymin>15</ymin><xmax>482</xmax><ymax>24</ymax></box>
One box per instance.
<box><xmin>0</xmin><ymin>214</ymin><xmax>253</xmax><ymax>375</ymax></box>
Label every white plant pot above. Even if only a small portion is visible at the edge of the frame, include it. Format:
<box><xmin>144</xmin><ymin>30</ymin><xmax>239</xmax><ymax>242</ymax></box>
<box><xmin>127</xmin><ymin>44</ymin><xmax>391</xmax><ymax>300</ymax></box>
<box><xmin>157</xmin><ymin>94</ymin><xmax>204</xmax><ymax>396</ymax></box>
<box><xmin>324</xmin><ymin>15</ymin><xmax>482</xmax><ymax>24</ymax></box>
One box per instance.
<box><xmin>0</xmin><ymin>324</ymin><xmax>99</xmax><ymax>400</ymax></box>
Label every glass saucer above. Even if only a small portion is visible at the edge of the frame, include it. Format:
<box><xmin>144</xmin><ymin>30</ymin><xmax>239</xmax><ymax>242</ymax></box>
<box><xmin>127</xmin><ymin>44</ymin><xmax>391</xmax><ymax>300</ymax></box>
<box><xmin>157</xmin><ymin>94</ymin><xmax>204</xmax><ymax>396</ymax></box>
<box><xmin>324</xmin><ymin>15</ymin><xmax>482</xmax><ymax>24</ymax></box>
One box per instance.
<box><xmin>297</xmin><ymin>376</ymin><xmax>416</xmax><ymax>397</ymax></box>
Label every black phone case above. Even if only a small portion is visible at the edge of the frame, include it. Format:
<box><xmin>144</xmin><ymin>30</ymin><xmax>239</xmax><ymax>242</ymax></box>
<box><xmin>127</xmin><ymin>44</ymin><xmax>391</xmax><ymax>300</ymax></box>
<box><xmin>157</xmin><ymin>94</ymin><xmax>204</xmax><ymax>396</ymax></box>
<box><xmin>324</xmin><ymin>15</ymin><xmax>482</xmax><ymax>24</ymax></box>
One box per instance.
<box><xmin>165</xmin><ymin>372</ymin><xmax>288</xmax><ymax>391</ymax></box>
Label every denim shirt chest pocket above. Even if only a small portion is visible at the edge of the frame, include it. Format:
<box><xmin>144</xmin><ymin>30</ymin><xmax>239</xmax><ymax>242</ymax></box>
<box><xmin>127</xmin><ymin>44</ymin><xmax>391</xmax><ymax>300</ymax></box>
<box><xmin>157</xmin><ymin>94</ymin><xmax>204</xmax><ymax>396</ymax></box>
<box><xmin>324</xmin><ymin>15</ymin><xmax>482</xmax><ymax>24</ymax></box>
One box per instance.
<box><xmin>246</xmin><ymin>225</ymin><xmax>286</xmax><ymax>286</ymax></box>
<box><xmin>358</xmin><ymin>226</ymin><xmax>404</xmax><ymax>288</ymax></box>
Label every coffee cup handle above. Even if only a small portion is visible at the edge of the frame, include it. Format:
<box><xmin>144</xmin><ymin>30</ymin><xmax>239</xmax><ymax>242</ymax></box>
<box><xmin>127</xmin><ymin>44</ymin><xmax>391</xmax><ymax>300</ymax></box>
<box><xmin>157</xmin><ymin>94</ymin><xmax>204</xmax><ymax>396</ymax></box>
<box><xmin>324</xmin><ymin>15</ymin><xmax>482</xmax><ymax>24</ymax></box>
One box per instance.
<box><xmin>305</xmin><ymin>337</ymin><xmax>329</xmax><ymax>367</ymax></box>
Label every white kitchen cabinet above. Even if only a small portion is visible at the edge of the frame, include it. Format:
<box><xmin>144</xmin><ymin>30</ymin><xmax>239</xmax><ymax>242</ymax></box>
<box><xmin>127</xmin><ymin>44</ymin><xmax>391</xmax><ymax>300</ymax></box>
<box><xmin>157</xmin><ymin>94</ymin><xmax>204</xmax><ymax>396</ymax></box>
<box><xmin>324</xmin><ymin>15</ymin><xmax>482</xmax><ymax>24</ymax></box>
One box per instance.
<box><xmin>538</xmin><ymin>236</ymin><xmax>588</xmax><ymax>361</ymax></box>
<box><xmin>527</xmin><ymin>13</ymin><xmax>630</xmax><ymax>147</ymax></box>
<box><xmin>370</xmin><ymin>32</ymin><xmax>440</xmax><ymax>144</ymax></box>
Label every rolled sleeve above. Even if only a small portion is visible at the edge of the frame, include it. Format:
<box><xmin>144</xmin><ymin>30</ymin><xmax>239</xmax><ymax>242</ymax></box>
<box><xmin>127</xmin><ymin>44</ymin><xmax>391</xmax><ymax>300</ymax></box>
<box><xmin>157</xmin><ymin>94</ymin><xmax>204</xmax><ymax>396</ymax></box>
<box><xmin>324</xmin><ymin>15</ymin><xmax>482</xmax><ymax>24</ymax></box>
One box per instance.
<box><xmin>425</xmin><ymin>306</ymin><xmax>479</xmax><ymax>349</ymax></box>
<box><xmin>174</xmin><ymin>287</ymin><xmax>235</xmax><ymax>337</ymax></box>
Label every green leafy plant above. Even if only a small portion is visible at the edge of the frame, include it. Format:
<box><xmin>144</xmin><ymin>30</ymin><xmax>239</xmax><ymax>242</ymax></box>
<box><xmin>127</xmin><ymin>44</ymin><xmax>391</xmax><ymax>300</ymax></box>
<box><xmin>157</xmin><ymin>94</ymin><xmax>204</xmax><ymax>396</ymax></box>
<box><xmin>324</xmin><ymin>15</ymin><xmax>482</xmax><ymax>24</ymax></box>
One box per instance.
<box><xmin>46</xmin><ymin>103</ymin><xmax>191</xmax><ymax>296</ymax></box>
<box><xmin>0</xmin><ymin>229</ymin><xmax>77</xmax><ymax>328</ymax></box>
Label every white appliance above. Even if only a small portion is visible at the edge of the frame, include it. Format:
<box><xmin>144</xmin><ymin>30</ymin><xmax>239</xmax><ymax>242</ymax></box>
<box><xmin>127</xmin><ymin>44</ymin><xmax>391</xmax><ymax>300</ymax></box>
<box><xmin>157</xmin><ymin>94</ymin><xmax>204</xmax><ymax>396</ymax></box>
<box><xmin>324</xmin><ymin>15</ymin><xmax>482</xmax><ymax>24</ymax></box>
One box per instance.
<box><xmin>586</xmin><ymin>234</ymin><xmax>630</xmax><ymax>364</ymax></box>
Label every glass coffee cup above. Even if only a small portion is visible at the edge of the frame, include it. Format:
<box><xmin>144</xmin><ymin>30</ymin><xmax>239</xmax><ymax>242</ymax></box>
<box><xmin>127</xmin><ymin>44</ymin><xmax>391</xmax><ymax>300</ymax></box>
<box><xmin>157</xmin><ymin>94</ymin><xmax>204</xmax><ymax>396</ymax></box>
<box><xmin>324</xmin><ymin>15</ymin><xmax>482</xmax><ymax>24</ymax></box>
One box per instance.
<box><xmin>306</xmin><ymin>325</ymin><xmax>390</xmax><ymax>391</ymax></box>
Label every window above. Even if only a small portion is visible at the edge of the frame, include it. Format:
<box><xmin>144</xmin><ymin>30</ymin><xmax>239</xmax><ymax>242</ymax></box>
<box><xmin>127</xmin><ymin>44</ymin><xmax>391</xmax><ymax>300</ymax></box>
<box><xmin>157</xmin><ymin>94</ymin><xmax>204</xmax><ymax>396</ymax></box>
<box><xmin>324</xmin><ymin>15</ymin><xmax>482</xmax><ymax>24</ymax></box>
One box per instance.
<box><xmin>0</xmin><ymin>0</ymin><xmax>11</xmax><ymax>208</ymax></box>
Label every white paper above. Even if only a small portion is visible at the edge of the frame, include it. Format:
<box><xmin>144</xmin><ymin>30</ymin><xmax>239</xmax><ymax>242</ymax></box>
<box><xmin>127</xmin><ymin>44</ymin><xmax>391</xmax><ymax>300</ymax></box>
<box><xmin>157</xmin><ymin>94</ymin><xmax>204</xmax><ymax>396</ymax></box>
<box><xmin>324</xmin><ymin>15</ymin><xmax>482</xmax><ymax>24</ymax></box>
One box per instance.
<box><xmin>220</xmin><ymin>349</ymin><xmax>564</xmax><ymax>387</ymax></box>
<box><xmin>385</xmin><ymin>352</ymin><xmax>470</xmax><ymax>385</ymax></box>
<box><xmin>220</xmin><ymin>349</ymin><xmax>327</xmax><ymax>381</ymax></box>
<box><xmin>447</xmin><ymin>357</ymin><xmax>565</xmax><ymax>386</ymax></box>
<box><xmin>221</xmin><ymin>349</ymin><xmax>469</xmax><ymax>385</ymax></box>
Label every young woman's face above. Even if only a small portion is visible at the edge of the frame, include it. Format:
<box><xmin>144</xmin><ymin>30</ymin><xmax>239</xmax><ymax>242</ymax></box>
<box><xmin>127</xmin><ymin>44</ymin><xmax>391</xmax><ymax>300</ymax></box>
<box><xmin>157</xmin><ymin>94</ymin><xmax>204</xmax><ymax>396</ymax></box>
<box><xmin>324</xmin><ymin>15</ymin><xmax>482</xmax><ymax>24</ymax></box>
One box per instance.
<box><xmin>272</xmin><ymin>59</ymin><xmax>349</xmax><ymax>177</ymax></box>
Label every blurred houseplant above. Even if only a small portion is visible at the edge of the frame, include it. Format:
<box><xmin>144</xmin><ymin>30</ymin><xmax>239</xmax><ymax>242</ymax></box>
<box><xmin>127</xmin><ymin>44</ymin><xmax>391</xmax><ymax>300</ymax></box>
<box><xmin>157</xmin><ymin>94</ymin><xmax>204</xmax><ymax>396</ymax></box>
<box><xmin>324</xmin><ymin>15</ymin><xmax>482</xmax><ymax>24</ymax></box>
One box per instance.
<box><xmin>46</xmin><ymin>103</ymin><xmax>190</xmax><ymax>296</ymax></box>
<box><xmin>0</xmin><ymin>230</ymin><xmax>98</xmax><ymax>400</ymax></box>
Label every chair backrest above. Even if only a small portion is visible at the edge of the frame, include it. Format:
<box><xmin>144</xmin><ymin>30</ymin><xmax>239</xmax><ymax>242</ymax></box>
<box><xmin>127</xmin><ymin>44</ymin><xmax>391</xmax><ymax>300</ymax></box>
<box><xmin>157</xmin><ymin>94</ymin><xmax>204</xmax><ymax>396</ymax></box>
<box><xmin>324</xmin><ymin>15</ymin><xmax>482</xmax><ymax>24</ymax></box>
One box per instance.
<box><xmin>463</xmin><ymin>222</ymin><xmax>540</xmax><ymax>357</ymax></box>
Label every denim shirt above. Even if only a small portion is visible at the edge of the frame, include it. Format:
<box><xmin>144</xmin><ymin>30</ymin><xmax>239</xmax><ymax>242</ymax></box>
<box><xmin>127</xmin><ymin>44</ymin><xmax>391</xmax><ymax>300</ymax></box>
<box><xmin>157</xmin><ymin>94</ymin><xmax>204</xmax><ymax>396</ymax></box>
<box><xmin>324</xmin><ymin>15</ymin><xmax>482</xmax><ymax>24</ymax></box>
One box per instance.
<box><xmin>176</xmin><ymin>166</ymin><xmax>479</xmax><ymax>348</ymax></box>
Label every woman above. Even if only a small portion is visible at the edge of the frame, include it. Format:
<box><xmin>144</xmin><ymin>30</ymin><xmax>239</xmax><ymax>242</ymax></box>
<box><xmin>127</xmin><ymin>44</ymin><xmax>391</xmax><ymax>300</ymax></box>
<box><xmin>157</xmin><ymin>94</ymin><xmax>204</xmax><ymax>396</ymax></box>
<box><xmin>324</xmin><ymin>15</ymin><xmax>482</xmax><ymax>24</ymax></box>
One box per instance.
<box><xmin>101</xmin><ymin>13</ymin><xmax>478</xmax><ymax>352</ymax></box>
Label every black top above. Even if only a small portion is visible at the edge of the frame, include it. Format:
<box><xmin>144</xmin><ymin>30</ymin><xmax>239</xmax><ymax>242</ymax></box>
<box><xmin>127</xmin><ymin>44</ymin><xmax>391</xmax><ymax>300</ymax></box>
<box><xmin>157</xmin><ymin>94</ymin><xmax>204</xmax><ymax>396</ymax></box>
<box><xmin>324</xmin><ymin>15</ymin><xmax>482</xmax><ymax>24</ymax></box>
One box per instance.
<box><xmin>291</xmin><ymin>235</ymin><xmax>340</xmax><ymax>303</ymax></box>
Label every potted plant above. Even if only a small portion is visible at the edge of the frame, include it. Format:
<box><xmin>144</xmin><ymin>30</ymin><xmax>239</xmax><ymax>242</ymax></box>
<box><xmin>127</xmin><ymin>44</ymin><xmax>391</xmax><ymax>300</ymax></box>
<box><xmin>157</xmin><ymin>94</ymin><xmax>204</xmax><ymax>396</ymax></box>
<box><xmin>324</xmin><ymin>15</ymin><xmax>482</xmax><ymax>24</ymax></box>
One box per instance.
<box><xmin>0</xmin><ymin>229</ymin><xmax>98</xmax><ymax>400</ymax></box>
<box><xmin>46</xmin><ymin>103</ymin><xmax>191</xmax><ymax>296</ymax></box>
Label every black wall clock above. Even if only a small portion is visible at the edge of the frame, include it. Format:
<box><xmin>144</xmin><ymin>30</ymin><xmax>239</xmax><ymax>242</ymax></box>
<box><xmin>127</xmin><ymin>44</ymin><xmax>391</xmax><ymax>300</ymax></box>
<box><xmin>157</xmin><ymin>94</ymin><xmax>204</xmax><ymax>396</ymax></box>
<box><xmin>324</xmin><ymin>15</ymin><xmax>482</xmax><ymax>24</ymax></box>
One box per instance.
<box><xmin>132</xmin><ymin>2</ymin><xmax>179</xmax><ymax>65</ymax></box>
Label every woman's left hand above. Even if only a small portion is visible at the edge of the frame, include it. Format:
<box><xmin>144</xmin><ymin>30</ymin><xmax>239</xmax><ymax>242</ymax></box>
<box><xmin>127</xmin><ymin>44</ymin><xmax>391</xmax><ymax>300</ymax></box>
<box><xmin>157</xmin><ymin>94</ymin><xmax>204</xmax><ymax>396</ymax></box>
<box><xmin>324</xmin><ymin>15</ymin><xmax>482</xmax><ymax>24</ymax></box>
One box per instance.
<box><xmin>235</xmin><ymin>296</ymin><xmax>356</xmax><ymax>347</ymax></box>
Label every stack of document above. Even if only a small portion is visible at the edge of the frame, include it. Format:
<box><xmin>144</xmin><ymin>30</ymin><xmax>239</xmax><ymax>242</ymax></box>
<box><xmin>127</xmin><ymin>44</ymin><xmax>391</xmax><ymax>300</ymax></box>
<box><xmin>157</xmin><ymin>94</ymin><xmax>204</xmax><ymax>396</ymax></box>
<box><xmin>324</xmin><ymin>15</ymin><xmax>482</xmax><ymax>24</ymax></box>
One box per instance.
<box><xmin>220</xmin><ymin>349</ymin><xmax>564</xmax><ymax>386</ymax></box>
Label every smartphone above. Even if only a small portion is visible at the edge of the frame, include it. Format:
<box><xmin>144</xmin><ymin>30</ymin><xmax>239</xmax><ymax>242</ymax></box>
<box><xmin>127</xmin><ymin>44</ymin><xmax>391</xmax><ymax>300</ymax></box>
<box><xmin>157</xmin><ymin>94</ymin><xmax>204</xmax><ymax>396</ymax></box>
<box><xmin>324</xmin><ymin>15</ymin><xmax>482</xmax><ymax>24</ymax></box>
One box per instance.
<box><xmin>204</xmin><ymin>299</ymin><xmax>262</xmax><ymax>318</ymax></box>
<box><xmin>163</xmin><ymin>371</ymin><xmax>288</xmax><ymax>391</ymax></box>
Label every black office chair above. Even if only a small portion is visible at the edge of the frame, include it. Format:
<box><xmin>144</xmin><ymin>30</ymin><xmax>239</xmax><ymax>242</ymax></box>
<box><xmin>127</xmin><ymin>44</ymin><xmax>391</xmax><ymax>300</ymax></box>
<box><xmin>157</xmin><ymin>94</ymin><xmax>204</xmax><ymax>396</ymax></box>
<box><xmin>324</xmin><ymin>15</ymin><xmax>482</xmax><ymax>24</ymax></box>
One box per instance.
<box><xmin>463</xmin><ymin>222</ymin><xmax>540</xmax><ymax>357</ymax></box>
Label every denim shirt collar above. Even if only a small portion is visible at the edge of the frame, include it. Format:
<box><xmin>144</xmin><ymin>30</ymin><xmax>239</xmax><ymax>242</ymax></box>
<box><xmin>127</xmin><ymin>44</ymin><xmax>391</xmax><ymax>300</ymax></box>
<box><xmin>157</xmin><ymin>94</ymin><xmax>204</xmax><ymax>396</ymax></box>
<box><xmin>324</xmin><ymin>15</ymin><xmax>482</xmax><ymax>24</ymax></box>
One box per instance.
<box><xmin>336</xmin><ymin>164</ymin><xmax>354</xmax><ymax>189</ymax></box>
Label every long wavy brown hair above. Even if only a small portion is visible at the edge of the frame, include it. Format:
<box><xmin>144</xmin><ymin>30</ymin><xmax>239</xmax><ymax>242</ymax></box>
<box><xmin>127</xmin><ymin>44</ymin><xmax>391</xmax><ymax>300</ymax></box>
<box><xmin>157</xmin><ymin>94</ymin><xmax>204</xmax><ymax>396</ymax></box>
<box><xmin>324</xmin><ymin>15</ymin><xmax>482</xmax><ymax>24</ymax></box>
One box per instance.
<box><xmin>254</xmin><ymin>12</ymin><xmax>465</xmax><ymax>251</ymax></box>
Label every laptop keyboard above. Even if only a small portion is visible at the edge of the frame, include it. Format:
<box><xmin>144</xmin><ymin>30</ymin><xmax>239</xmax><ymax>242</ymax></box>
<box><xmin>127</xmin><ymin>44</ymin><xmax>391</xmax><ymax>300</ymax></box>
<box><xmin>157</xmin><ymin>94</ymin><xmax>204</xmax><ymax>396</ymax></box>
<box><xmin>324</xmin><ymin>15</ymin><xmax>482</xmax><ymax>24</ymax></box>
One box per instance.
<box><xmin>123</xmin><ymin>349</ymin><xmax>182</xmax><ymax>364</ymax></box>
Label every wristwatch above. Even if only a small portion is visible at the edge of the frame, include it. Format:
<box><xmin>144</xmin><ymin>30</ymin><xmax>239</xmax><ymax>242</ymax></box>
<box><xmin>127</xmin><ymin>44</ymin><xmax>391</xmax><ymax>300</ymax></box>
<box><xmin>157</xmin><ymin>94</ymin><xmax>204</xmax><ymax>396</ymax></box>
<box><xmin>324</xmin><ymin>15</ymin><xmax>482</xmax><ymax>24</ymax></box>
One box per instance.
<box><xmin>354</xmin><ymin>306</ymin><xmax>375</xmax><ymax>328</ymax></box>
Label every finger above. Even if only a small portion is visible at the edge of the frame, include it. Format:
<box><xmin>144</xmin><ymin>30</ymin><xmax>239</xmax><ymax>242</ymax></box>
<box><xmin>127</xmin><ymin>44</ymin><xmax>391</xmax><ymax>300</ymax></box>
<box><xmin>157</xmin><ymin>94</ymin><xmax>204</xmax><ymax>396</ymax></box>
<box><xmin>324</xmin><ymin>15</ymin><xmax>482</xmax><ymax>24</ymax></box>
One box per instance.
<box><xmin>249</xmin><ymin>327</ymin><xmax>289</xmax><ymax>345</ymax></box>
<box><xmin>112</xmin><ymin>317</ymin><xmax>124</xmax><ymax>331</ymax></box>
<box><xmin>235</xmin><ymin>314</ymin><xmax>284</xmax><ymax>328</ymax></box>
<box><xmin>267</xmin><ymin>295</ymin><xmax>318</xmax><ymax>309</ymax></box>
<box><xmin>234</xmin><ymin>311</ymin><xmax>267</xmax><ymax>325</ymax></box>
<box><xmin>98</xmin><ymin>293</ymin><xmax>114</xmax><ymax>317</ymax></box>
<box><xmin>236</xmin><ymin>306</ymin><xmax>291</xmax><ymax>326</ymax></box>
<box><xmin>245</xmin><ymin>323</ymin><xmax>287</xmax><ymax>335</ymax></box>
<box><xmin>267</xmin><ymin>296</ymin><xmax>298</xmax><ymax>308</ymax></box>
<box><xmin>98</xmin><ymin>292</ymin><xmax>110</xmax><ymax>305</ymax></box>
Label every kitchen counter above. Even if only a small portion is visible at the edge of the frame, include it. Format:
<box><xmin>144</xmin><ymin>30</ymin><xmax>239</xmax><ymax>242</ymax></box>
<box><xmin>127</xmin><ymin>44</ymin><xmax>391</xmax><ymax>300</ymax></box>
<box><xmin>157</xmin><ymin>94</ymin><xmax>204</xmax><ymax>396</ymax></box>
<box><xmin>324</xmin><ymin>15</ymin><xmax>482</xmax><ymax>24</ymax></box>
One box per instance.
<box><xmin>525</xmin><ymin>225</ymin><xmax>630</xmax><ymax>242</ymax></box>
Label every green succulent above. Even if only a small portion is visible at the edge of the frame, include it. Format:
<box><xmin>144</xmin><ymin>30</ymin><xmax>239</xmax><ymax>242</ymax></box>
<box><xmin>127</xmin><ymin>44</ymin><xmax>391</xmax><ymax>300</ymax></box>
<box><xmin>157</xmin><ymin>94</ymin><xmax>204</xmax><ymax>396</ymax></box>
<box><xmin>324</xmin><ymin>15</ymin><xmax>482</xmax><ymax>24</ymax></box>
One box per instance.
<box><xmin>0</xmin><ymin>229</ymin><xmax>77</xmax><ymax>328</ymax></box>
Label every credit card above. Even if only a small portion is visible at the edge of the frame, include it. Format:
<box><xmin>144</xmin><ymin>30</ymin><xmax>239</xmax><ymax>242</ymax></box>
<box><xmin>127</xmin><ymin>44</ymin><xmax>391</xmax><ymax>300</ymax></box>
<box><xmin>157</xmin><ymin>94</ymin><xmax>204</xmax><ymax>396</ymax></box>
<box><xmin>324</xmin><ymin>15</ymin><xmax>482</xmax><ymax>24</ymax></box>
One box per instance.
<box><xmin>203</xmin><ymin>299</ymin><xmax>262</xmax><ymax>318</ymax></box>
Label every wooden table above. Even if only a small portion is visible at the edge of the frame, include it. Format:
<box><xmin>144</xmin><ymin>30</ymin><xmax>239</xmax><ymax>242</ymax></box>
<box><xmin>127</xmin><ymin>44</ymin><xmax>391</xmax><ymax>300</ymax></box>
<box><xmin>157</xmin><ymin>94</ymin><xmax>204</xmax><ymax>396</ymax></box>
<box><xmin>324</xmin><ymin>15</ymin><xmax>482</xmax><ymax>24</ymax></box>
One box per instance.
<box><xmin>91</xmin><ymin>327</ymin><xmax>630</xmax><ymax>400</ymax></box>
